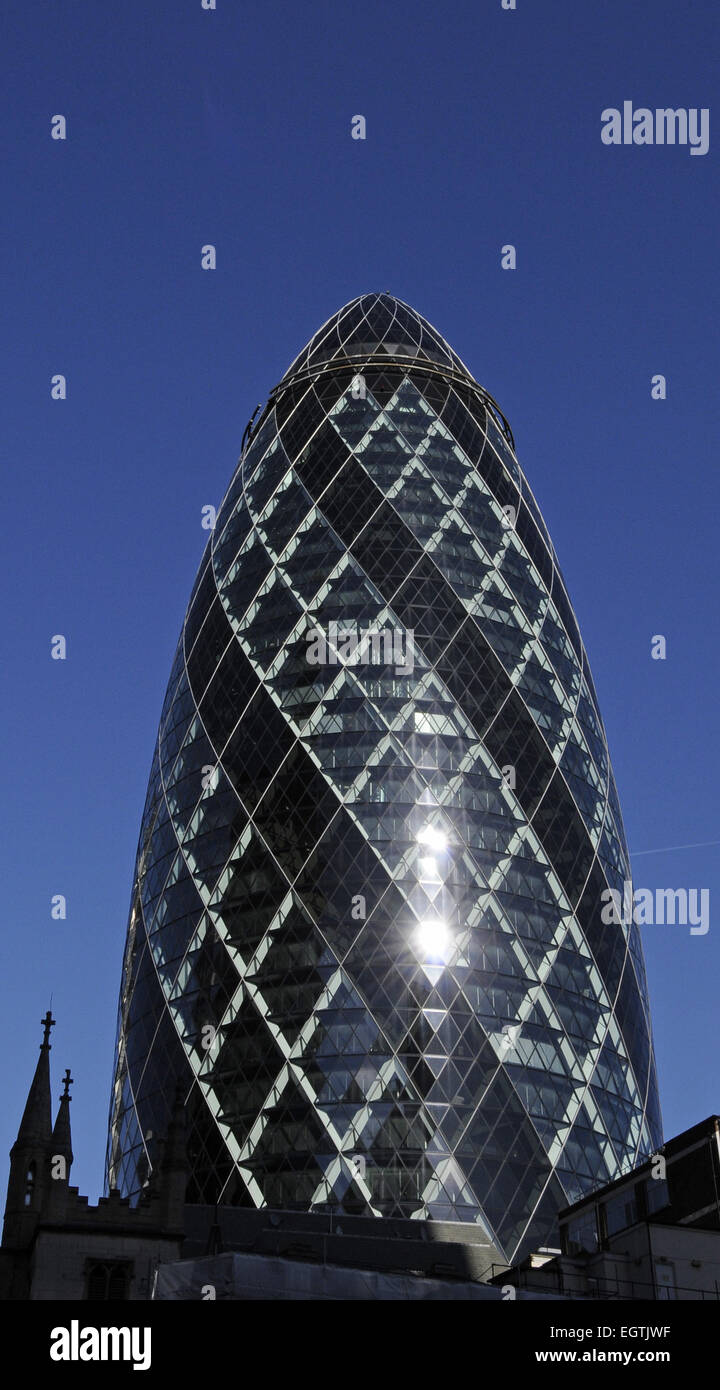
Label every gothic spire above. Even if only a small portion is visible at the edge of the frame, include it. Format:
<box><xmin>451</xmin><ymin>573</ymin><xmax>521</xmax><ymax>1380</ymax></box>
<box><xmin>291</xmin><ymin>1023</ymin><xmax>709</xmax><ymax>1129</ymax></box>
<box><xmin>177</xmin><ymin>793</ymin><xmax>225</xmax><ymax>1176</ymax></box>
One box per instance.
<box><xmin>14</xmin><ymin>1012</ymin><xmax>55</xmax><ymax>1150</ymax></box>
<box><xmin>51</xmin><ymin>1069</ymin><xmax>73</xmax><ymax>1170</ymax></box>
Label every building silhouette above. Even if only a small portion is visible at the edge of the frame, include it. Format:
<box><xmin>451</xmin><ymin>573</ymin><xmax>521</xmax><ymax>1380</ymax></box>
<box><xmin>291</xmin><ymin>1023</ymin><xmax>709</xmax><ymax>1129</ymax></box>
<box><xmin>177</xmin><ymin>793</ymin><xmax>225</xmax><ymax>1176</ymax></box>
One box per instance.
<box><xmin>105</xmin><ymin>294</ymin><xmax>662</xmax><ymax>1265</ymax></box>
<box><xmin>0</xmin><ymin>1016</ymin><xmax>185</xmax><ymax>1300</ymax></box>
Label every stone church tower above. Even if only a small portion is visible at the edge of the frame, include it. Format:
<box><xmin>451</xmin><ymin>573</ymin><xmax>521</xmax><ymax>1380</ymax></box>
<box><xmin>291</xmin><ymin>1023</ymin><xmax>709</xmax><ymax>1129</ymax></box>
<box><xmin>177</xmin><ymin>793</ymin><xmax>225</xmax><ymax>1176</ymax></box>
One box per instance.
<box><xmin>0</xmin><ymin>1014</ymin><xmax>185</xmax><ymax>1300</ymax></box>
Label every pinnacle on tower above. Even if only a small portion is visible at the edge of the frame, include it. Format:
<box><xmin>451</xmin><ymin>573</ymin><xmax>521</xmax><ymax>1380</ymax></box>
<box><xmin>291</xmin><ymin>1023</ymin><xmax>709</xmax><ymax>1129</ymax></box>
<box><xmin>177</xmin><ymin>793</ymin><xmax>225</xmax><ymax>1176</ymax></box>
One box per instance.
<box><xmin>51</xmin><ymin>1069</ymin><xmax>74</xmax><ymax>1173</ymax></box>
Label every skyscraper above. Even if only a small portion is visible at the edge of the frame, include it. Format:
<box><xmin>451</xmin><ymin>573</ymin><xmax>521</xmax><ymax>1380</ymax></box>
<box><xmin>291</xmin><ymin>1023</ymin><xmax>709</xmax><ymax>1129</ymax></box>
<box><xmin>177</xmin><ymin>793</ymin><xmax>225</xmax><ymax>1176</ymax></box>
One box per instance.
<box><xmin>106</xmin><ymin>294</ymin><xmax>661</xmax><ymax>1264</ymax></box>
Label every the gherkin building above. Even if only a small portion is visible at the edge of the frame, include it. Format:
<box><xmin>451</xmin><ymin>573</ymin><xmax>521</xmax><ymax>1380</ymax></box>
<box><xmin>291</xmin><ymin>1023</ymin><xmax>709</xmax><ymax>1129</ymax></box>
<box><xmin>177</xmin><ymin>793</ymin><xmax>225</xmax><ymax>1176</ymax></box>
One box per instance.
<box><xmin>106</xmin><ymin>293</ymin><xmax>661</xmax><ymax>1264</ymax></box>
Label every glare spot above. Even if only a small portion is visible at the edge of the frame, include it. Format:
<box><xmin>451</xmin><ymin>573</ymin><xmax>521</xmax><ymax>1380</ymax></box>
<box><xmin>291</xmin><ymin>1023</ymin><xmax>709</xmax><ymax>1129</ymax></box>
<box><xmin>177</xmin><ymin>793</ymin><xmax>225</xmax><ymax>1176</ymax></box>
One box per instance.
<box><xmin>417</xmin><ymin>825</ymin><xmax>448</xmax><ymax>853</ymax></box>
<box><xmin>417</xmin><ymin>918</ymin><xmax>451</xmax><ymax>962</ymax></box>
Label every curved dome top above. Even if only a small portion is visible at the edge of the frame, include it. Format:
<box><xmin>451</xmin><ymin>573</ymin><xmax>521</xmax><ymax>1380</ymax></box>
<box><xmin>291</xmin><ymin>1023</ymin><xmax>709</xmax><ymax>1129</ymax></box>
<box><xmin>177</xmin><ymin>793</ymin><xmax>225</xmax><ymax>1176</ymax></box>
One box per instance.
<box><xmin>279</xmin><ymin>292</ymin><xmax>475</xmax><ymax>387</ymax></box>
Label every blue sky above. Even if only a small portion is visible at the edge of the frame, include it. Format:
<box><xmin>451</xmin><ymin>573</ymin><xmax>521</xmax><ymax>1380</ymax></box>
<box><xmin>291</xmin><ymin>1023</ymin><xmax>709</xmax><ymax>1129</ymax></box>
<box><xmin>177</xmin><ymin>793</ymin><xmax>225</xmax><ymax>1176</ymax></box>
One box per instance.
<box><xmin>2</xmin><ymin>0</ymin><xmax>718</xmax><ymax>1203</ymax></box>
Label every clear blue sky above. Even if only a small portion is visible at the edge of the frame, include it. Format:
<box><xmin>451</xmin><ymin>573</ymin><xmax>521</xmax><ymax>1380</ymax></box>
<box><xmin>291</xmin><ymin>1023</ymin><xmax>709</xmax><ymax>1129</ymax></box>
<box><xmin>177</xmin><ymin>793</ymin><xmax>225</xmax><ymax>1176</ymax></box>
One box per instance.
<box><xmin>2</xmin><ymin>0</ymin><xmax>718</xmax><ymax>1203</ymax></box>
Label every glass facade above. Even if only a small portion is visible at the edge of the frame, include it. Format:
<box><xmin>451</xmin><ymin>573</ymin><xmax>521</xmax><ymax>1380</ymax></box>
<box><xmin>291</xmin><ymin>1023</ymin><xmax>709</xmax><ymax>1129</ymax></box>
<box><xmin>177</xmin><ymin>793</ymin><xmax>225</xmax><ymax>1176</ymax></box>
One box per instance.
<box><xmin>106</xmin><ymin>293</ymin><xmax>661</xmax><ymax>1264</ymax></box>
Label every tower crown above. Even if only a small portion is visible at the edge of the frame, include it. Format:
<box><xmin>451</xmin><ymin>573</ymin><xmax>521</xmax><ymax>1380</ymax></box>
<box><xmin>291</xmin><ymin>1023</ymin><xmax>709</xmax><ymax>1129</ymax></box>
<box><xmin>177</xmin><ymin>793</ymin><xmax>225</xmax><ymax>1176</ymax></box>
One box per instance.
<box><xmin>280</xmin><ymin>293</ymin><xmax>473</xmax><ymax>382</ymax></box>
<box><xmin>273</xmin><ymin>293</ymin><xmax>514</xmax><ymax>448</ymax></box>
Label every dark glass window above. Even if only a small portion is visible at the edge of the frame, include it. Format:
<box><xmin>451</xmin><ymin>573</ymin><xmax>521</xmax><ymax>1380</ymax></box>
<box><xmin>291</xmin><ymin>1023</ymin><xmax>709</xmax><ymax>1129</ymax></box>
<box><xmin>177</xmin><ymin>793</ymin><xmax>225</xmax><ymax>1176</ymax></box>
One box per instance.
<box><xmin>604</xmin><ymin>1188</ymin><xmax>638</xmax><ymax>1237</ymax></box>
<box><xmin>293</xmin><ymin>419</ymin><xmax>351</xmax><ymax>501</ymax></box>
<box><xmin>564</xmin><ymin>1208</ymin><xmax>599</xmax><ymax>1255</ymax></box>
<box><xmin>645</xmin><ymin>1175</ymin><xmax>670</xmax><ymax>1215</ymax></box>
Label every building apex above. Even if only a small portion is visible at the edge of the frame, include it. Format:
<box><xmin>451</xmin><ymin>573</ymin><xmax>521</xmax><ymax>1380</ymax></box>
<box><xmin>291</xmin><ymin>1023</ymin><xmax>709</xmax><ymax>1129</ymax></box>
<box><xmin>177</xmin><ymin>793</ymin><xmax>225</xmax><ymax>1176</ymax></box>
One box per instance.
<box><xmin>277</xmin><ymin>292</ymin><xmax>477</xmax><ymax>391</ymax></box>
<box><xmin>51</xmin><ymin>1074</ymin><xmax>74</xmax><ymax>1169</ymax></box>
<box><xmin>13</xmin><ymin>1016</ymin><xmax>56</xmax><ymax>1151</ymax></box>
<box><xmin>40</xmin><ymin>1010</ymin><xmax>55</xmax><ymax>1051</ymax></box>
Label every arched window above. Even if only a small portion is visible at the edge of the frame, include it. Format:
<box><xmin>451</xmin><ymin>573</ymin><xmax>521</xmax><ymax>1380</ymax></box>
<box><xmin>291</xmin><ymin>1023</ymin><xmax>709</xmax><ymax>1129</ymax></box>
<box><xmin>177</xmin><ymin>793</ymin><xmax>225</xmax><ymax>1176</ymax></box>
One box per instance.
<box><xmin>23</xmin><ymin>1163</ymin><xmax>36</xmax><ymax>1208</ymax></box>
<box><xmin>85</xmin><ymin>1260</ymin><xmax>132</xmax><ymax>1301</ymax></box>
